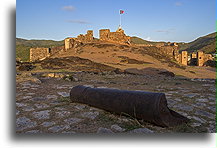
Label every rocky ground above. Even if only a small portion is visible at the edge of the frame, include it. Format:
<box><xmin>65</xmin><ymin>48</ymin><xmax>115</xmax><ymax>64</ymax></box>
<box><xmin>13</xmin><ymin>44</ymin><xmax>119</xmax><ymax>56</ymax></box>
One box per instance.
<box><xmin>16</xmin><ymin>71</ymin><xmax>216</xmax><ymax>134</ymax></box>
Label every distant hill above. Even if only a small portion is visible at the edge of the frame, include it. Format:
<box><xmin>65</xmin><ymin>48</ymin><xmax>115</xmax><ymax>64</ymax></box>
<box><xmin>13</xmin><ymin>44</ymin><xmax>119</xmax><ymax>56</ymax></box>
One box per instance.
<box><xmin>178</xmin><ymin>32</ymin><xmax>216</xmax><ymax>54</ymax></box>
<box><xmin>16</xmin><ymin>38</ymin><xmax>64</xmax><ymax>61</ymax></box>
<box><xmin>16</xmin><ymin>38</ymin><xmax>64</xmax><ymax>47</ymax></box>
<box><xmin>131</xmin><ymin>33</ymin><xmax>216</xmax><ymax>54</ymax></box>
<box><xmin>130</xmin><ymin>36</ymin><xmax>165</xmax><ymax>45</ymax></box>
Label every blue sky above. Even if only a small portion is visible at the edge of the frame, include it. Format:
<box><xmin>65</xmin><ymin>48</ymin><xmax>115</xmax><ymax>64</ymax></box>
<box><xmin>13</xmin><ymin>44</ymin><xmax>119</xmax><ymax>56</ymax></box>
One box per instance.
<box><xmin>16</xmin><ymin>0</ymin><xmax>215</xmax><ymax>42</ymax></box>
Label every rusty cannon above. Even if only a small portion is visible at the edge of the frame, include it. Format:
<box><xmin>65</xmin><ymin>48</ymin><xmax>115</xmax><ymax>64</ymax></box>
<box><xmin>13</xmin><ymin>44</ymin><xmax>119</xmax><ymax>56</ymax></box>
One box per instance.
<box><xmin>70</xmin><ymin>85</ymin><xmax>189</xmax><ymax>127</ymax></box>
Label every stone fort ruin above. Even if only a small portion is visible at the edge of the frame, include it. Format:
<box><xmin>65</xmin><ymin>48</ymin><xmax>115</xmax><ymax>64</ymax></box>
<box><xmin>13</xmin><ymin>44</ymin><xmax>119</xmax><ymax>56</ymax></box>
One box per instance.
<box><xmin>99</xmin><ymin>27</ymin><xmax>130</xmax><ymax>44</ymax></box>
<box><xmin>29</xmin><ymin>27</ymin><xmax>214</xmax><ymax>67</ymax></box>
<box><xmin>29</xmin><ymin>46</ymin><xmax>62</xmax><ymax>62</ymax></box>
<box><xmin>64</xmin><ymin>28</ymin><xmax>130</xmax><ymax>51</ymax></box>
<box><xmin>176</xmin><ymin>50</ymin><xmax>213</xmax><ymax>66</ymax></box>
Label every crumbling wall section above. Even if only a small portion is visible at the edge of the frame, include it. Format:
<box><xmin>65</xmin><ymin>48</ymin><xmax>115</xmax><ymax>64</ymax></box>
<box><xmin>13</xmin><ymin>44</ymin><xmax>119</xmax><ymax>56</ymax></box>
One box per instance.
<box><xmin>77</xmin><ymin>30</ymin><xmax>93</xmax><ymax>43</ymax></box>
<box><xmin>181</xmin><ymin>51</ymin><xmax>188</xmax><ymax>66</ymax></box>
<box><xmin>204</xmin><ymin>54</ymin><xmax>213</xmax><ymax>62</ymax></box>
<box><xmin>85</xmin><ymin>30</ymin><xmax>93</xmax><ymax>42</ymax></box>
<box><xmin>65</xmin><ymin>38</ymin><xmax>75</xmax><ymax>51</ymax></box>
<box><xmin>197</xmin><ymin>51</ymin><xmax>204</xmax><ymax>66</ymax></box>
<box><xmin>30</xmin><ymin>48</ymin><xmax>50</xmax><ymax>62</ymax></box>
<box><xmin>64</xmin><ymin>38</ymin><xmax>83</xmax><ymax>52</ymax></box>
<box><xmin>99</xmin><ymin>28</ymin><xmax>130</xmax><ymax>44</ymax></box>
<box><xmin>159</xmin><ymin>46</ymin><xmax>178</xmax><ymax>57</ymax></box>
<box><xmin>99</xmin><ymin>29</ymin><xmax>110</xmax><ymax>41</ymax></box>
<box><xmin>109</xmin><ymin>32</ymin><xmax>130</xmax><ymax>43</ymax></box>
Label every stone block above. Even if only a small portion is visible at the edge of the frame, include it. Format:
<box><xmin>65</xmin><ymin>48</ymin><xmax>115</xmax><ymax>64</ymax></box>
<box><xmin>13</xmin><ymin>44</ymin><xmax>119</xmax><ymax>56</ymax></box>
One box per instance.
<box><xmin>197</xmin><ymin>51</ymin><xmax>204</xmax><ymax>66</ymax></box>
<box><xmin>30</xmin><ymin>47</ymin><xmax>51</xmax><ymax>62</ymax></box>
<box><xmin>181</xmin><ymin>51</ymin><xmax>188</xmax><ymax>65</ymax></box>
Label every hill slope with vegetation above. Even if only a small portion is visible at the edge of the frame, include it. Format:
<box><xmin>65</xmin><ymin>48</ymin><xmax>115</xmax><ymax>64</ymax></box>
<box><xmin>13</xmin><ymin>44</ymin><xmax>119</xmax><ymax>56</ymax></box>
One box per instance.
<box><xmin>131</xmin><ymin>32</ymin><xmax>216</xmax><ymax>54</ymax></box>
<box><xmin>16</xmin><ymin>38</ymin><xmax>64</xmax><ymax>61</ymax></box>
<box><xmin>178</xmin><ymin>32</ymin><xmax>216</xmax><ymax>54</ymax></box>
<box><xmin>130</xmin><ymin>36</ymin><xmax>165</xmax><ymax>45</ymax></box>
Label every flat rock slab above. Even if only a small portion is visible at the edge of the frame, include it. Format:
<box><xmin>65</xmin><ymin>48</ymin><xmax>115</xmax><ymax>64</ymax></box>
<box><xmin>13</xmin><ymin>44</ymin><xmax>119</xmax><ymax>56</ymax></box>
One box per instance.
<box><xmin>56</xmin><ymin>111</ymin><xmax>71</xmax><ymax>118</ymax></box>
<box><xmin>97</xmin><ymin>127</ymin><xmax>114</xmax><ymax>134</ymax></box>
<box><xmin>57</xmin><ymin>92</ymin><xmax>70</xmax><ymax>97</ymax></box>
<box><xmin>74</xmin><ymin>104</ymin><xmax>86</xmax><ymax>110</ymax></box>
<box><xmin>46</xmin><ymin>95</ymin><xmax>58</xmax><ymax>99</ymax></box>
<box><xmin>35</xmin><ymin>103</ymin><xmax>50</xmax><ymax>109</ymax></box>
<box><xmin>111</xmin><ymin>124</ymin><xmax>125</xmax><ymax>132</ymax></box>
<box><xmin>195</xmin><ymin>110</ymin><xmax>215</xmax><ymax>119</ymax></box>
<box><xmin>33</xmin><ymin>110</ymin><xmax>50</xmax><ymax>119</ymax></box>
<box><xmin>64</xmin><ymin>118</ymin><xmax>83</xmax><ymax>125</ymax></box>
<box><xmin>41</xmin><ymin>121</ymin><xmax>56</xmax><ymax>127</ymax></box>
<box><xmin>48</xmin><ymin>125</ymin><xmax>70</xmax><ymax>133</ymax></box>
<box><xmin>81</xmin><ymin>111</ymin><xmax>99</xmax><ymax>120</ymax></box>
<box><xmin>32</xmin><ymin>97</ymin><xmax>47</xmax><ymax>102</ymax></box>
<box><xmin>16</xmin><ymin>117</ymin><xmax>37</xmax><ymax>131</ymax></box>
<box><xmin>173</xmin><ymin>103</ymin><xmax>193</xmax><ymax>112</ymax></box>
<box><xmin>192</xmin><ymin>116</ymin><xmax>206</xmax><ymax>123</ymax></box>
<box><xmin>184</xmin><ymin>93</ymin><xmax>198</xmax><ymax>98</ymax></box>
<box><xmin>129</xmin><ymin>128</ymin><xmax>154</xmax><ymax>134</ymax></box>
<box><xmin>197</xmin><ymin>99</ymin><xmax>209</xmax><ymax>103</ymax></box>
<box><xmin>16</xmin><ymin>103</ymin><xmax>27</xmax><ymax>107</ymax></box>
<box><xmin>22</xmin><ymin>96</ymin><xmax>32</xmax><ymax>99</ymax></box>
<box><xmin>25</xmin><ymin>130</ymin><xmax>42</xmax><ymax>134</ymax></box>
<box><xmin>22</xmin><ymin>106</ymin><xmax>35</xmax><ymax>111</ymax></box>
<box><xmin>62</xmin><ymin>131</ymin><xmax>76</xmax><ymax>134</ymax></box>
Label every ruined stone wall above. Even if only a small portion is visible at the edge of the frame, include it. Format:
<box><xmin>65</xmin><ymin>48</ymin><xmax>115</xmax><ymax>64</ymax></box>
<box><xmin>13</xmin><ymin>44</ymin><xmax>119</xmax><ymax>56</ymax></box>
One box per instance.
<box><xmin>204</xmin><ymin>54</ymin><xmax>213</xmax><ymax>62</ymax></box>
<box><xmin>86</xmin><ymin>30</ymin><xmax>93</xmax><ymax>42</ymax></box>
<box><xmin>177</xmin><ymin>51</ymin><xmax>214</xmax><ymax>66</ymax></box>
<box><xmin>99</xmin><ymin>29</ymin><xmax>110</xmax><ymax>41</ymax></box>
<box><xmin>159</xmin><ymin>46</ymin><xmax>178</xmax><ymax>57</ymax></box>
<box><xmin>108</xmin><ymin>32</ymin><xmax>130</xmax><ymax>43</ymax></box>
<box><xmin>181</xmin><ymin>51</ymin><xmax>188</xmax><ymax>65</ymax></box>
<box><xmin>65</xmin><ymin>38</ymin><xmax>74</xmax><ymax>51</ymax></box>
<box><xmin>155</xmin><ymin>43</ymin><xmax>166</xmax><ymax>47</ymax></box>
<box><xmin>177</xmin><ymin>54</ymin><xmax>182</xmax><ymax>64</ymax></box>
<box><xmin>197</xmin><ymin>51</ymin><xmax>204</xmax><ymax>66</ymax></box>
<box><xmin>30</xmin><ymin>48</ymin><xmax>50</xmax><ymax>62</ymax></box>
<box><xmin>189</xmin><ymin>52</ymin><xmax>197</xmax><ymax>65</ymax></box>
<box><xmin>191</xmin><ymin>53</ymin><xmax>197</xmax><ymax>58</ymax></box>
<box><xmin>50</xmin><ymin>46</ymin><xmax>64</xmax><ymax>54</ymax></box>
<box><xmin>99</xmin><ymin>29</ymin><xmax>130</xmax><ymax>44</ymax></box>
<box><xmin>77</xmin><ymin>30</ymin><xmax>93</xmax><ymax>43</ymax></box>
<box><xmin>77</xmin><ymin>34</ymin><xmax>85</xmax><ymax>42</ymax></box>
<box><xmin>64</xmin><ymin>38</ymin><xmax>83</xmax><ymax>51</ymax></box>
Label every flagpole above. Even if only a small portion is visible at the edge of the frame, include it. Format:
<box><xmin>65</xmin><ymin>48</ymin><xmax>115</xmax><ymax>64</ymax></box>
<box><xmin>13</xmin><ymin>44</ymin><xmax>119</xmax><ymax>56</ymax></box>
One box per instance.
<box><xmin>119</xmin><ymin>11</ymin><xmax>121</xmax><ymax>28</ymax></box>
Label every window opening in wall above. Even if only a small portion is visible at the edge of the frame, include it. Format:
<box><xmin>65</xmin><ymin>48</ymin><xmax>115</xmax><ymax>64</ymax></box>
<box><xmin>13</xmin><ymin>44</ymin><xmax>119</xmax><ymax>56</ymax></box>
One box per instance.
<box><xmin>48</xmin><ymin>48</ymin><xmax>51</xmax><ymax>54</ymax></box>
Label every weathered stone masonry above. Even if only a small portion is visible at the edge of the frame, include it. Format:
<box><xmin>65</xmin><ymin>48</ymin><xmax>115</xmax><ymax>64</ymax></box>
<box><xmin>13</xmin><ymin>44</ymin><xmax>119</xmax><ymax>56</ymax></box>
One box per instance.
<box><xmin>30</xmin><ymin>28</ymin><xmax>214</xmax><ymax>67</ymax></box>
<box><xmin>99</xmin><ymin>28</ymin><xmax>130</xmax><ymax>44</ymax></box>
<box><xmin>64</xmin><ymin>28</ymin><xmax>130</xmax><ymax>52</ymax></box>
<box><xmin>30</xmin><ymin>48</ymin><xmax>51</xmax><ymax>62</ymax></box>
<box><xmin>176</xmin><ymin>50</ymin><xmax>213</xmax><ymax>66</ymax></box>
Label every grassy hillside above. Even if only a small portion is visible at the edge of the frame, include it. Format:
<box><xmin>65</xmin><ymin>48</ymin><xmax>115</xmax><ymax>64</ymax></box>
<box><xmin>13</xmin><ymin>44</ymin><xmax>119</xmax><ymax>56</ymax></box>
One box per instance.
<box><xmin>130</xmin><ymin>36</ymin><xmax>165</xmax><ymax>45</ymax></box>
<box><xmin>16</xmin><ymin>38</ymin><xmax>64</xmax><ymax>47</ymax></box>
<box><xmin>16</xmin><ymin>45</ymin><xmax>31</xmax><ymax>61</ymax></box>
<box><xmin>179</xmin><ymin>32</ymin><xmax>216</xmax><ymax>54</ymax></box>
<box><xmin>16</xmin><ymin>38</ymin><xmax>64</xmax><ymax>61</ymax></box>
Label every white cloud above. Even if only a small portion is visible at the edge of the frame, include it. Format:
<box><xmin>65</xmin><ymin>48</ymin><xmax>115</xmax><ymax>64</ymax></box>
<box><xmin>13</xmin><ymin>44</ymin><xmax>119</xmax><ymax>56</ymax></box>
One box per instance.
<box><xmin>66</xmin><ymin>20</ymin><xmax>90</xmax><ymax>24</ymax></box>
<box><xmin>144</xmin><ymin>37</ymin><xmax>151</xmax><ymax>41</ymax></box>
<box><xmin>155</xmin><ymin>30</ymin><xmax>170</xmax><ymax>33</ymax></box>
<box><xmin>155</xmin><ymin>28</ymin><xmax>175</xmax><ymax>34</ymax></box>
<box><xmin>62</xmin><ymin>5</ymin><xmax>75</xmax><ymax>11</ymax></box>
<box><xmin>175</xmin><ymin>2</ymin><xmax>183</xmax><ymax>6</ymax></box>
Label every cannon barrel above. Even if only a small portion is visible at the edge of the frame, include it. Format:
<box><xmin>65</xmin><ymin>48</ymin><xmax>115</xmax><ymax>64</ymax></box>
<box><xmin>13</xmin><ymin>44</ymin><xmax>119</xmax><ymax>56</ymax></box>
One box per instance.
<box><xmin>70</xmin><ymin>85</ymin><xmax>189</xmax><ymax>127</ymax></box>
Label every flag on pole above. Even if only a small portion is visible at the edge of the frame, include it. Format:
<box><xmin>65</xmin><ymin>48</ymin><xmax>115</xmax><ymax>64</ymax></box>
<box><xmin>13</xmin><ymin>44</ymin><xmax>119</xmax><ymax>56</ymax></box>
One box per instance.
<box><xmin>120</xmin><ymin>10</ymin><xmax>124</xmax><ymax>14</ymax></box>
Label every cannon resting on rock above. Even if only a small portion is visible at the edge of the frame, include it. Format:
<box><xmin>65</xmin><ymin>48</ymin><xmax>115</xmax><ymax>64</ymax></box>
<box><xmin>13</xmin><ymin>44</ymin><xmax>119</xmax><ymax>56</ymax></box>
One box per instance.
<box><xmin>70</xmin><ymin>85</ymin><xmax>189</xmax><ymax>127</ymax></box>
